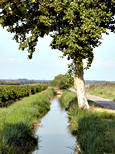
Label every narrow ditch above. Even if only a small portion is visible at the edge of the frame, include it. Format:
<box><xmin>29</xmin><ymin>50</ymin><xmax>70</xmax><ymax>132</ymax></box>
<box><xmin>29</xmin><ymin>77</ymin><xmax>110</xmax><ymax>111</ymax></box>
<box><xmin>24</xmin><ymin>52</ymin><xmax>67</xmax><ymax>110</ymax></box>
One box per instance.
<box><xmin>32</xmin><ymin>97</ymin><xmax>76</xmax><ymax>154</ymax></box>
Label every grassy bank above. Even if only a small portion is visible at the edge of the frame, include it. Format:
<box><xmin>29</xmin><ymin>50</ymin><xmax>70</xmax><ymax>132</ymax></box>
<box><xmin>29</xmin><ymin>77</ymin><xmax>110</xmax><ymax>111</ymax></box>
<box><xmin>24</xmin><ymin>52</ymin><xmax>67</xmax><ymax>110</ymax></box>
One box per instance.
<box><xmin>61</xmin><ymin>90</ymin><xmax>115</xmax><ymax>154</ymax></box>
<box><xmin>86</xmin><ymin>83</ymin><xmax>115</xmax><ymax>101</ymax></box>
<box><xmin>0</xmin><ymin>88</ymin><xmax>55</xmax><ymax>154</ymax></box>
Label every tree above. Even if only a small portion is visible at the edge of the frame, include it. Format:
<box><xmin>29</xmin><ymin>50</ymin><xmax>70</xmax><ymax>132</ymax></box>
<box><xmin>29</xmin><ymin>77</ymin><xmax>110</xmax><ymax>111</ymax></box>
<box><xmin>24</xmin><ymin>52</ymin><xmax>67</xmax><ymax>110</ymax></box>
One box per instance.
<box><xmin>0</xmin><ymin>0</ymin><xmax>115</xmax><ymax>108</ymax></box>
<box><xmin>50</xmin><ymin>74</ymin><xmax>72</xmax><ymax>89</ymax></box>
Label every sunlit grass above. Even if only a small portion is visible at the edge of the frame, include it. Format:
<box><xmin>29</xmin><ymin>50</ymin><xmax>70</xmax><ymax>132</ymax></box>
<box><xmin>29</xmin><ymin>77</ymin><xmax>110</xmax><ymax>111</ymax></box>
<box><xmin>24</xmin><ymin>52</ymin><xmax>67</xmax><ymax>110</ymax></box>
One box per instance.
<box><xmin>60</xmin><ymin>90</ymin><xmax>76</xmax><ymax>108</ymax></box>
<box><xmin>0</xmin><ymin>88</ymin><xmax>55</xmax><ymax>154</ymax></box>
<box><xmin>61</xmin><ymin>90</ymin><xmax>115</xmax><ymax>154</ymax></box>
<box><xmin>86</xmin><ymin>83</ymin><xmax>115</xmax><ymax>101</ymax></box>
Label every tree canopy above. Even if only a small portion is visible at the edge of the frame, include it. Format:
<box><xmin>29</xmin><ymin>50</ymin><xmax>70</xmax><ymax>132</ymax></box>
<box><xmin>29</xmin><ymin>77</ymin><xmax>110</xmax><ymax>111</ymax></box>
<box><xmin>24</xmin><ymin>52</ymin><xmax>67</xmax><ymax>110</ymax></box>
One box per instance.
<box><xmin>0</xmin><ymin>0</ymin><xmax>115</xmax><ymax>75</ymax></box>
<box><xmin>50</xmin><ymin>74</ymin><xmax>72</xmax><ymax>89</ymax></box>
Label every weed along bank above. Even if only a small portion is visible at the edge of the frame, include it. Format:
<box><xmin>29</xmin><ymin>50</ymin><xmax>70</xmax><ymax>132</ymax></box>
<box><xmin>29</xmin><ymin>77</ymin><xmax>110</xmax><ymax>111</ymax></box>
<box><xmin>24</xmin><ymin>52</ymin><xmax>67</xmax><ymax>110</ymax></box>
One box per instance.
<box><xmin>32</xmin><ymin>97</ymin><xmax>76</xmax><ymax>154</ymax></box>
<box><xmin>60</xmin><ymin>90</ymin><xmax>115</xmax><ymax>154</ymax></box>
<box><xmin>0</xmin><ymin>88</ymin><xmax>55</xmax><ymax>153</ymax></box>
<box><xmin>0</xmin><ymin>87</ymin><xmax>77</xmax><ymax>153</ymax></box>
<box><xmin>0</xmin><ymin>85</ymin><xmax>114</xmax><ymax>153</ymax></box>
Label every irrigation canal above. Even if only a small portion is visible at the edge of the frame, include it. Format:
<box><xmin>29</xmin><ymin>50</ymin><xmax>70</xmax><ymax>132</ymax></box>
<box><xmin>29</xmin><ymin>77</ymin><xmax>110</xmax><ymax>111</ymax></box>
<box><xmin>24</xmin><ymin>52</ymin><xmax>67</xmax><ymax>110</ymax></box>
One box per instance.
<box><xmin>32</xmin><ymin>97</ymin><xmax>76</xmax><ymax>154</ymax></box>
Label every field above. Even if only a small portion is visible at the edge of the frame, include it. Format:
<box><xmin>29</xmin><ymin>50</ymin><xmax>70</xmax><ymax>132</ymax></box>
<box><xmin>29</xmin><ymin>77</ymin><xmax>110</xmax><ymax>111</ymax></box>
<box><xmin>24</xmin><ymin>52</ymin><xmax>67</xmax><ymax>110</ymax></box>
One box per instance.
<box><xmin>86</xmin><ymin>83</ymin><xmax>115</xmax><ymax>101</ymax></box>
<box><xmin>0</xmin><ymin>84</ymin><xmax>48</xmax><ymax>107</ymax></box>
<box><xmin>60</xmin><ymin>90</ymin><xmax>115</xmax><ymax>154</ymax></box>
<box><xmin>1</xmin><ymin>81</ymin><xmax>115</xmax><ymax>153</ymax></box>
<box><xmin>0</xmin><ymin>87</ymin><xmax>55</xmax><ymax>154</ymax></box>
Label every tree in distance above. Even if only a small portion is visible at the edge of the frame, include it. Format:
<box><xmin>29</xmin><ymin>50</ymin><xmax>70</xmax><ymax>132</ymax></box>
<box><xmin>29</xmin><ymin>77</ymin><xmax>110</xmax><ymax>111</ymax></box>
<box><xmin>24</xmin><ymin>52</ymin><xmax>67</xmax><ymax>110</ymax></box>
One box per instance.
<box><xmin>50</xmin><ymin>74</ymin><xmax>72</xmax><ymax>89</ymax></box>
<box><xmin>0</xmin><ymin>0</ymin><xmax>115</xmax><ymax>109</ymax></box>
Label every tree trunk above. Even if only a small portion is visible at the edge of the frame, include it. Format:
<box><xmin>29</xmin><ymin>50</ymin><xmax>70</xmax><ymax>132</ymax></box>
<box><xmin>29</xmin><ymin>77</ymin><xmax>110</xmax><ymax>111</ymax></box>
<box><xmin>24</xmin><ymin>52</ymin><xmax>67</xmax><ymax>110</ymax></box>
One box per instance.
<box><xmin>74</xmin><ymin>70</ymin><xmax>89</xmax><ymax>109</ymax></box>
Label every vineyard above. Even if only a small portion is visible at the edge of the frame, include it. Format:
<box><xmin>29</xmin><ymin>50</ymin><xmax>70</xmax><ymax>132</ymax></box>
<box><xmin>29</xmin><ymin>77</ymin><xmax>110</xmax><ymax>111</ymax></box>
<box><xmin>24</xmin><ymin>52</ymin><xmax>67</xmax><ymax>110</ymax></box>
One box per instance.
<box><xmin>0</xmin><ymin>84</ymin><xmax>48</xmax><ymax>107</ymax></box>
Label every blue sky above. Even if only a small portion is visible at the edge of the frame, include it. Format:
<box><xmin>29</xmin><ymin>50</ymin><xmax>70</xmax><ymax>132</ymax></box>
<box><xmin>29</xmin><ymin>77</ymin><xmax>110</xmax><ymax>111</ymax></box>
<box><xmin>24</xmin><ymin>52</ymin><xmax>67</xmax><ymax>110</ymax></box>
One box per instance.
<box><xmin>0</xmin><ymin>26</ymin><xmax>115</xmax><ymax>81</ymax></box>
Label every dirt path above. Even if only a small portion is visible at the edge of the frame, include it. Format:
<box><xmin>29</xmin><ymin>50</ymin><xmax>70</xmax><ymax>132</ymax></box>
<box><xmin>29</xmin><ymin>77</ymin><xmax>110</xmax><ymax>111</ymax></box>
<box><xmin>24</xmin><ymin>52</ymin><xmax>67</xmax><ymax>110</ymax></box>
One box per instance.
<box><xmin>70</xmin><ymin>88</ymin><xmax>115</xmax><ymax>110</ymax></box>
<box><xmin>86</xmin><ymin>93</ymin><xmax>115</xmax><ymax>110</ymax></box>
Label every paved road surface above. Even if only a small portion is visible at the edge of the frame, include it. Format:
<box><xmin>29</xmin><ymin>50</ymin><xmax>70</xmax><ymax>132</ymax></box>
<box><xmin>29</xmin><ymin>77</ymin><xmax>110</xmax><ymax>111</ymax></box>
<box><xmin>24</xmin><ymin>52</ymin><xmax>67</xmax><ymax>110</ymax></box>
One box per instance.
<box><xmin>87</xmin><ymin>93</ymin><xmax>115</xmax><ymax>110</ymax></box>
<box><xmin>70</xmin><ymin>88</ymin><xmax>115</xmax><ymax>110</ymax></box>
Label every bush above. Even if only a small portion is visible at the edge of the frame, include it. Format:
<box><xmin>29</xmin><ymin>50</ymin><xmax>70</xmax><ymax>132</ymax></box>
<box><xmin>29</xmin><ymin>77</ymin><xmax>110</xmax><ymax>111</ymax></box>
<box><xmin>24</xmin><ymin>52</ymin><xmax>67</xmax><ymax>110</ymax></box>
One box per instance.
<box><xmin>50</xmin><ymin>74</ymin><xmax>72</xmax><ymax>89</ymax></box>
<box><xmin>0</xmin><ymin>84</ymin><xmax>48</xmax><ymax>107</ymax></box>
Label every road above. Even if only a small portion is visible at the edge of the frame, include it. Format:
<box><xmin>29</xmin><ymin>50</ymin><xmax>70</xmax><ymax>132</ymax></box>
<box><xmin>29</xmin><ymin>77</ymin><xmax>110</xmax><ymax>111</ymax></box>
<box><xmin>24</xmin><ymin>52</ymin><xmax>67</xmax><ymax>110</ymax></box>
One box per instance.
<box><xmin>86</xmin><ymin>93</ymin><xmax>115</xmax><ymax>110</ymax></box>
<box><xmin>70</xmin><ymin>88</ymin><xmax>115</xmax><ymax>110</ymax></box>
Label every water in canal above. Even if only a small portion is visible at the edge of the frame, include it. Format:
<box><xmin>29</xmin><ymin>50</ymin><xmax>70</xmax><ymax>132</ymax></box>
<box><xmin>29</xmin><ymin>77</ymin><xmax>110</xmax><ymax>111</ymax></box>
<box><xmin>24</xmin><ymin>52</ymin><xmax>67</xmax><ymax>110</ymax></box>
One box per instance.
<box><xmin>32</xmin><ymin>97</ymin><xmax>76</xmax><ymax>154</ymax></box>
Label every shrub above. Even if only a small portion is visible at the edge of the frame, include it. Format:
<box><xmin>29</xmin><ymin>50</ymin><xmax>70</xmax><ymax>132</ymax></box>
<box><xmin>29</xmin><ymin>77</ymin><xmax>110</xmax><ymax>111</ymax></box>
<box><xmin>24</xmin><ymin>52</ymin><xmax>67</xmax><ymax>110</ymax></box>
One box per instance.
<box><xmin>50</xmin><ymin>74</ymin><xmax>72</xmax><ymax>89</ymax></box>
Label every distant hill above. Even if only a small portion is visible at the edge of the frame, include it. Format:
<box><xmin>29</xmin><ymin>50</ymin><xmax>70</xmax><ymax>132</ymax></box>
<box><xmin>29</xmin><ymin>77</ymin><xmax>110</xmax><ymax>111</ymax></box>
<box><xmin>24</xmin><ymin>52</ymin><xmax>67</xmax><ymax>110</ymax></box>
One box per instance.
<box><xmin>18</xmin><ymin>78</ymin><xmax>29</xmax><ymax>82</ymax></box>
<box><xmin>0</xmin><ymin>79</ymin><xmax>51</xmax><ymax>85</ymax></box>
<box><xmin>0</xmin><ymin>79</ymin><xmax>115</xmax><ymax>85</ymax></box>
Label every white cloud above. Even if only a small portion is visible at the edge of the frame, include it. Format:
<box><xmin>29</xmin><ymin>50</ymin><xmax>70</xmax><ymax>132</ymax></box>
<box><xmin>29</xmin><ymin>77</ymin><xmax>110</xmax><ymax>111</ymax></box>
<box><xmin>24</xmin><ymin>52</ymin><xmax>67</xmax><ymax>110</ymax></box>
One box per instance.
<box><xmin>8</xmin><ymin>58</ymin><xmax>16</xmax><ymax>61</ymax></box>
<box><xmin>0</xmin><ymin>58</ymin><xmax>3</xmax><ymax>62</ymax></box>
<box><xmin>92</xmin><ymin>60</ymin><xmax>115</xmax><ymax>67</ymax></box>
<box><xmin>104</xmin><ymin>60</ymin><xmax>115</xmax><ymax>66</ymax></box>
<box><xmin>0</xmin><ymin>58</ymin><xmax>16</xmax><ymax>62</ymax></box>
<box><xmin>92</xmin><ymin>60</ymin><xmax>102</xmax><ymax>66</ymax></box>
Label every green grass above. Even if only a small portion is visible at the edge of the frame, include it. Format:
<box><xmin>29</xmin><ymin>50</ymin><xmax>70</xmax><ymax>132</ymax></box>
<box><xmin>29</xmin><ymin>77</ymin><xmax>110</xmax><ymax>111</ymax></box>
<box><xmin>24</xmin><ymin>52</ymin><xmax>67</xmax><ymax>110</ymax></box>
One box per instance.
<box><xmin>0</xmin><ymin>88</ymin><xmax>55</xmax><ymax>154</ymax></box>
<box><xmin>60</xmin><ymin>90</ymin><xmax>76</xmax><ymax>108</ymax></box>
<box><xmin>61</xmin><ymin>90</ymin><xmax>115</xmax><ymax>154</ymax></box>
<box><xmin>86</xmin><ymin>83</ymin><xmax>115</xmax><ymax>101</ymax></box>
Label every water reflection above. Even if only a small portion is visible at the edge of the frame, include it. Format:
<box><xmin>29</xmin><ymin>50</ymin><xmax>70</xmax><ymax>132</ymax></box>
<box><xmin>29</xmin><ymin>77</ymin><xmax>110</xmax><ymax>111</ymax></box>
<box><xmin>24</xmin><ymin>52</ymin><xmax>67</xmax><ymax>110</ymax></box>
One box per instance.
<box><xmin>32</xmin><ymin>98</ymin><xmax>76</xmax><ymax>154</ymax></box>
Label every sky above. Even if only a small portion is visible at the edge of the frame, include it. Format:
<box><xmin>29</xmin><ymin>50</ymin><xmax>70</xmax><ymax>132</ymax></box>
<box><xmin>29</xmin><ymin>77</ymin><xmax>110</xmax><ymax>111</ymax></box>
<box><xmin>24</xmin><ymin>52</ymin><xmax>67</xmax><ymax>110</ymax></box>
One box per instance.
<box><xmin>0</xmin><ymin>26</ymin><xmax>115</xmax><ymax>81</ymax></box>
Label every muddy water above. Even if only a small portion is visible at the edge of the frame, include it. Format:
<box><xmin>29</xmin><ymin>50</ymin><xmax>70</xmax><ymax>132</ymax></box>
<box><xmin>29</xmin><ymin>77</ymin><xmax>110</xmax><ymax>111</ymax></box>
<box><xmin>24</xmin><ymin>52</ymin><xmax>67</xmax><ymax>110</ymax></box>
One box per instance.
<box><xmin>32</xmin><ymin>97</ymin><xmax>76</xmax><ymax>154</ymax></box>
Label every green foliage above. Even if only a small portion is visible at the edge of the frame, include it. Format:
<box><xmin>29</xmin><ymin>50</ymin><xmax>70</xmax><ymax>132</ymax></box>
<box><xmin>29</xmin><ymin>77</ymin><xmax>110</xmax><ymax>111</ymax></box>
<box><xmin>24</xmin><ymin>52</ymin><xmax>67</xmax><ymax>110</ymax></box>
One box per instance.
<box><xmin>0</xmin><ymin>0</ymin><xmax>114</xmax><ymax>74</ymax></box>
<box><xmin>60</xmin><ymin>90</ymin><xmax>76</xmax><ymax>108</ymax></box>
<box><xmin>72</xmin><ymin>108</ymin><xmax>115</xmax><ymax>154</ymax></box>
<box><xmin>61</xmin><ymin>90</ymin><xmax>115</xmax><ymax>154</ymax></box>
<box><xmin>0</xmin><ymin>84</ymin><xmax>48</xmax><ymax>107</ymax></box>
<box><xmin>0</xmin><ymin>88</ymin><xmax>55</xmax><ymax>153</ymax></box>
<box><xmin>50</xmin><ymin>74</ymin><xmax>72</xmax><ymax>89</ymax></box>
